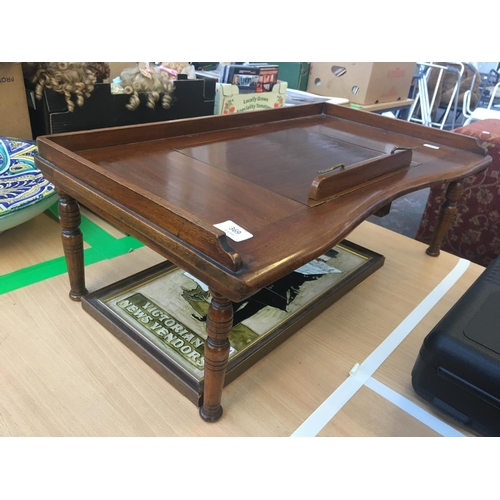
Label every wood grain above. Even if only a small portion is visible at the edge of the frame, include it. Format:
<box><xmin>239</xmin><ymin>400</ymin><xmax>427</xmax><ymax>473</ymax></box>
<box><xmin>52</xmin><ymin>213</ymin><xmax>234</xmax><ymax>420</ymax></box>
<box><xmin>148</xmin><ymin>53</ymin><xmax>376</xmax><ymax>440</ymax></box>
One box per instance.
<box><xmin>32</xmin><ymin>104</ymin><xmax>491</xmax><ymax>424</ymax></box>
<box><xmin>35</xmin><ymin>105</ymin><xmax>491</xmax><ymax>301</ymax></box>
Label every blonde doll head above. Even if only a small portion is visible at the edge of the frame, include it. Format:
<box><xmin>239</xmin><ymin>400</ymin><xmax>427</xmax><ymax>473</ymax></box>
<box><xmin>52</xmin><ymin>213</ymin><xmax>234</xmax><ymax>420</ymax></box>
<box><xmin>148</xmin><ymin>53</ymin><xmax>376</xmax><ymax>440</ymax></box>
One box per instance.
<box><xmin>31</xmin><ymin>62</ymin><xmax>97</xmax><ymax>112</ymax></box>
<box><xmin>120</xmin><ymin>65</ymin><xmax>174</xmax><ymax>111</ymax></box>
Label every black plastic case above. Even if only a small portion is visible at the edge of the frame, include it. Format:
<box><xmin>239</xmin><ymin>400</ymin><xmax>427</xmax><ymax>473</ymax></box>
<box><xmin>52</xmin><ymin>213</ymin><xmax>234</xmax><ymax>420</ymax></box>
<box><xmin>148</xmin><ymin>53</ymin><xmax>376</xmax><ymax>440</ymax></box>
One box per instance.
<box><xmin>412</xmin><ymin>256</ymin><xmax>500</xmax><ymax>436</ymax></box>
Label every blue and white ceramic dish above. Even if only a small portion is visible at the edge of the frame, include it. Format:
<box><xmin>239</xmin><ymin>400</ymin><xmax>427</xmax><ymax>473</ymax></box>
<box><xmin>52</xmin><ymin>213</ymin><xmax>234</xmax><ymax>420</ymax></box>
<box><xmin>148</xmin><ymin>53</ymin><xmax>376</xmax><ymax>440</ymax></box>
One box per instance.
<box><xmin>0</xmin><ymin>137</ymin><xmax>58</xmax><ymax>234</ymax></box>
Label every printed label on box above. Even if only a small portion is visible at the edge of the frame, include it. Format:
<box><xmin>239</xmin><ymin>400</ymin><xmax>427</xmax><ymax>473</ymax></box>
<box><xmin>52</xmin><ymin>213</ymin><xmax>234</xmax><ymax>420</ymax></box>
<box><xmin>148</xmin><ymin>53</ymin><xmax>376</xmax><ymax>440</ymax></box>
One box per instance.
<box><xmin>215</xmin><ymin>82</ymin><xmax>287</xmax><ymax>115</ymax></box>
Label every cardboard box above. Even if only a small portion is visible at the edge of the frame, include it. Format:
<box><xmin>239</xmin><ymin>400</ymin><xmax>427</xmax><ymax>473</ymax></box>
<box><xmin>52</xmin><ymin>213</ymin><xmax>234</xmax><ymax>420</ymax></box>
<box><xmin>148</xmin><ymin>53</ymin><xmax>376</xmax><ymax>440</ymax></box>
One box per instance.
<box><xmin>307</xmin><ymin>62</ymin><xmax>416</xmax><ymax>105</ymax></box>
<box><xmin>214</xmin><ymin>81</ymin><xmax>288</xmax><ymax>114</ymax></box>
<box><xmin>0</xmin><ymin>63</ymin><xmax>33</xmax><ymax>140</ymax></box>
<box><xmin>27</xmin><ymin>76</ymin><xmax>215</xmax><ymax>137</ymax></box>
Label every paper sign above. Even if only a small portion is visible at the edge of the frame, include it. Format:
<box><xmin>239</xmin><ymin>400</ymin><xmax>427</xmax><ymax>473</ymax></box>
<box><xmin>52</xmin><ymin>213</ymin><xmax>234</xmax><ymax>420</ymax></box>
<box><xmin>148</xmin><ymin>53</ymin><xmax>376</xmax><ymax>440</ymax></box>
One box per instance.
<box><xmin>213</xmin><ymin>220</ymin><xmax>253</xmax><ymax>242</ymax></box>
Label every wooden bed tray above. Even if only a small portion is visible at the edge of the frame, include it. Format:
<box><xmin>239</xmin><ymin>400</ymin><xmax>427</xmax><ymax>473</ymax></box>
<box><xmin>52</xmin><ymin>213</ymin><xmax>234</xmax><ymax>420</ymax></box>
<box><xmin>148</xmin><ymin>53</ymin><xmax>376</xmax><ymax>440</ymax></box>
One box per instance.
<box><xmin>36</xmin><ymin>103</ymin><xmax>489</xmax><ymax>295</ymax></box>
<box><xmin>35</xmin><ymin>102</ymin><xmax>491</xmax><ymax>421</ymax></box>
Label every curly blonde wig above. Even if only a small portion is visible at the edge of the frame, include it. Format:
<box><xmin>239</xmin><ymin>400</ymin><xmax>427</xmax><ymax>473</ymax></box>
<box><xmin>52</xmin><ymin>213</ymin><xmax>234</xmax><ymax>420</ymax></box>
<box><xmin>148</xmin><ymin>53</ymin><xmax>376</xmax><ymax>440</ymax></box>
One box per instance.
<box><xmin>31</xmin><ymin>62</ymin><xmax>97</xmax><ymax>112</ymax></box>
<box><xmin>120</xmin><ymin>65</ymin><xmax>174</xmax><ymax>111</ymax></box>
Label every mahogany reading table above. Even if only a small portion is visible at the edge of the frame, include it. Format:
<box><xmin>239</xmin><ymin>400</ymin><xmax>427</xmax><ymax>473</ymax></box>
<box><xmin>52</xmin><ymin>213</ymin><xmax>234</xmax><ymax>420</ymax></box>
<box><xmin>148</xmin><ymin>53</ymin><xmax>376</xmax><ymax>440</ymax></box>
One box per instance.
<box><xmin>35</xmin><ymin>103</ymin><xmax>491</xmax><ymax>422</ymax></box>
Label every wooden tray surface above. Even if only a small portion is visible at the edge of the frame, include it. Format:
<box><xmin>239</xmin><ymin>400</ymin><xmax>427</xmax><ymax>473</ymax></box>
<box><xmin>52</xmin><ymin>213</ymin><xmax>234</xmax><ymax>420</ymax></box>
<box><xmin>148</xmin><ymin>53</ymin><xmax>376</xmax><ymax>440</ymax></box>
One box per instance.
<box><xmin>35</xmin><ymin>104</ymin><xmax>491</xmax><ymax>301</ymax></box>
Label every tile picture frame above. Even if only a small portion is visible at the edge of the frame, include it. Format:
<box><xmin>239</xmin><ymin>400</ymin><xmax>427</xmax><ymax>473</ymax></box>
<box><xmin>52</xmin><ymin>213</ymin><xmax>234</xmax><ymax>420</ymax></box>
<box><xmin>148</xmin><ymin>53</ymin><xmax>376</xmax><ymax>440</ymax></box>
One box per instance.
<box><xmin>82</xmin><ymin>239</ymin><xmax>384</xmax><ymax>406</ymax></box>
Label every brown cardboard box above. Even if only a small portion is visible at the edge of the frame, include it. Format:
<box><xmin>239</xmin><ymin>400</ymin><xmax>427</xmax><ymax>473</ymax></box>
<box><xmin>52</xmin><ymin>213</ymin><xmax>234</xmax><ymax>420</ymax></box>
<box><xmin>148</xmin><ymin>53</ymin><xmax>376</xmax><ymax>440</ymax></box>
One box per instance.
<box><xmin>0</xmin><ymin>62</ymin><xmax>33</xmax><ymax>140</ymax></box>
<box><xmin>307</xmin><ymin>62</ymin><xmax>416</xmax><ymax>105</ymax></box>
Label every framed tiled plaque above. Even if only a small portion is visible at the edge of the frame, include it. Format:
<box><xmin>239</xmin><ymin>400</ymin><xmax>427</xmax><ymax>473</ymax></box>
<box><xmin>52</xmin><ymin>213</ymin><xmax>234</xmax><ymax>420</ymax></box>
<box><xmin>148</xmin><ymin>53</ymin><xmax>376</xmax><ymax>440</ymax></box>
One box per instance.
<box><xmin>82</xmin><ymin>240</ymin><xmax>384</xmax><ymax>406</ymax></box>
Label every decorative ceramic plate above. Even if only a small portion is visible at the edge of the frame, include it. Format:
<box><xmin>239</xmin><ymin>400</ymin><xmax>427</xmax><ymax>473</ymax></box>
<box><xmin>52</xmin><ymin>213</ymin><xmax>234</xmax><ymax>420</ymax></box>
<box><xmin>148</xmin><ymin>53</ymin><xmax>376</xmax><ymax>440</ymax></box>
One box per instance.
<box><xmin>0</xmin><ymin>137</ymin><xmax>58</xmax><ymax>234</ymax></box>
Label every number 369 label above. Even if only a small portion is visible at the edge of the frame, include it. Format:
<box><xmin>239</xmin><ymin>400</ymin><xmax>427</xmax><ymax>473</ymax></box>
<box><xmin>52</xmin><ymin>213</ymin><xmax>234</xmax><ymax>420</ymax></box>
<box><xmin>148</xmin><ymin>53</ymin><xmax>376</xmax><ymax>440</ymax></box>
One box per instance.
<box><xmin>213</xmin><ymin>220</ymin><xmax>253</xmax><ymax>242</ymax></box>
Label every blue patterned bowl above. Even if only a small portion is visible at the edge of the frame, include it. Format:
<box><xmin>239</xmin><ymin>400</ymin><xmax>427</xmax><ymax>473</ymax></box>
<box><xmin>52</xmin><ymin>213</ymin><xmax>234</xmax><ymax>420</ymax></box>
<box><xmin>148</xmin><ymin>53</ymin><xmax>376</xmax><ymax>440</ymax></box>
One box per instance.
<box><xmin>0</xmin><ymin>137</ymin><xmax>58</xmax><ymax>234</ymax></box>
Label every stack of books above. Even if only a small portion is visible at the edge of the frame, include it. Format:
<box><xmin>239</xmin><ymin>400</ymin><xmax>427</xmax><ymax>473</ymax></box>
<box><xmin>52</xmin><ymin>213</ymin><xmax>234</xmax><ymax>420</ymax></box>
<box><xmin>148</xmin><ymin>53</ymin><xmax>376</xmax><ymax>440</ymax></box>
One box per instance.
<box><xmin>219</xmin><ymin>64</ymin><xmax>279</xmax><ymax>94</ymax></box>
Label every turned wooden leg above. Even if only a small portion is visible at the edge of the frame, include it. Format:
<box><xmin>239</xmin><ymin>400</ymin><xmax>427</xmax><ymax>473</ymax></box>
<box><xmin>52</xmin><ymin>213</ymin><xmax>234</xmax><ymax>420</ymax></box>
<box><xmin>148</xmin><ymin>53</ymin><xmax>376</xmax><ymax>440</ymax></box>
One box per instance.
<box><xmin>200</xmin><ymin>289</ymin><xmax>233</xmax><ymax>422</ymax></box>
<box><xmin>57</xmin><ymin>190</ymin><xmax>88</xmax><ymax>301</ymax></box>
<box><xmin>426</xmin><ymin>180</ymin><xmax>464</xmax><ymax>257</ymax></box>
